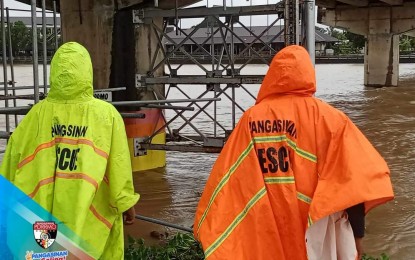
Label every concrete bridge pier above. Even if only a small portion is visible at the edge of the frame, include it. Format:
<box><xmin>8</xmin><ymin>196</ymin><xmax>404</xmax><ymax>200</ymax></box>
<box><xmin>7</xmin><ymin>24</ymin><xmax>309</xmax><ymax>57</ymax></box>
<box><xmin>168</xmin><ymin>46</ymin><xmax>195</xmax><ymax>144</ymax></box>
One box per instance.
<box><xmin>320</xmin><ymin>2</ymin><xmax>415</xmax><ymax>87</ymax></box>
<box><xmin>57</xmin><ymin>0</ymin><xmax>179</xmax><ymax>171</ymax></box>
<box><xmin>59</xmin><ymin>0</ymin><xmax>114</xmax><ymax>89</ymax></box>
<box><xmin>365</xmin><ymin>33</ymin><xmax>400</xmax><ymax>87</ymax></box>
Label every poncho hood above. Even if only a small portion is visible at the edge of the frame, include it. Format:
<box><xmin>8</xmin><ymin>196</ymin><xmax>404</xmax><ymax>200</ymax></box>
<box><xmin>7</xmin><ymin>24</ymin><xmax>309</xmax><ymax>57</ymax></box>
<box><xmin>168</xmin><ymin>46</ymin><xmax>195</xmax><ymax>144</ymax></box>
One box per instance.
<box><xmin>47</xmin><ymin>42</ymin><xmax>94</xmax><ymax>103</ymax></box>
<box><xmin>256</xmin><ymin>45</ymin><xmax>316</xmax><ymax>104</ymax></box>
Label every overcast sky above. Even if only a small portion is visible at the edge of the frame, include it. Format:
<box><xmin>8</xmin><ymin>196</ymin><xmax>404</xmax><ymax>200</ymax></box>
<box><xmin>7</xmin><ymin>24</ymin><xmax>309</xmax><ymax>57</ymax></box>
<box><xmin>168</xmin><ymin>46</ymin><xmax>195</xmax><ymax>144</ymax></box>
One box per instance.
<box><xmin>3</xmin><ymin>0</ymin><xmax>56</xmax><ymax>16</ymax></box>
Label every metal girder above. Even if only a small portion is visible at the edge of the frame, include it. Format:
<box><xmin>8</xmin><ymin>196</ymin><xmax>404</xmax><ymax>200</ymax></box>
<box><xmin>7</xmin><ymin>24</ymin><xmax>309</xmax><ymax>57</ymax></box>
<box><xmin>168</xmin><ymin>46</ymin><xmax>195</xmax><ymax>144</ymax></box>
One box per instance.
<box><xmin>115</xmin><ymin>0</ymin><xmax>201</xmax><ymax>9</ymax></box>
<box><xmin>141</xmin><ymin>104</ymin><xmax>195</xmax><ymax>110</ymax></box>
<box><xmin>129</xmin><ymin>3</ymin><xmax>289</xmax><ymax>150</ymax></box>
<box><xmin>285</xmin><ymin>0</ymin><xmax>299</xmax><ymax>45</ymax></box>
<box><xmin>0</xmin><ymin>94</ymin><xmax>45</xmax><ymax>100</ymax></box>
<box><xmin>316</xmin><ymin>0</ymin><xmax>336</xmax><ymax>8</ymax></box>
<box><xmin>111</xmin><ymin>97</ymin><xmax>220</xmax><ymax>106</ymax></box>
<box><xmin>133</xmin><ymin>4</ymin><xmax>284</xmax><ymax>21</ymax></box>
<box><xmin>14</xmin><ymin>0</ymin><xmax>58</xmax><ymax>11</ymax></box>
<box><xmin>0</xmin><ymin>131</ymin><xmax>10</xmax><ymax>139</ymax></box>
<box><xmin>336</xmin><ymin>0</ymin><xmax>369</xmax><ymax>7</ymax></box>
<box><xmin>379</xmin><ymin>0</ymin><xmax>403</xmax><ymax>5</ymax></box>
<box><xmin>0</xmin><ymin>106</ymin><xmax>31</xmax><ymax>115</ymax></box>
<box><xmin>0</xmin><ymin>98</ymin><xmax>224</xmax><ymax>116</ymax></box>
<box><xmin>120</xmin><ymin>113</ymin><xmax>146</xmax><ymax>118</ymax></box>
<box><xmin>14</xmin><ymin>0</ymin><xmax>199</xmax><ymax>11</ymax></box>
<box><xmin>140</xmin><ymin>143</ymin><xmax>222</xmax><ymax>153</ymax></box>
<box><xmin>141</xmin><ymin>76</ymin><xmax>264</xmax><ymax>85</ymax></box>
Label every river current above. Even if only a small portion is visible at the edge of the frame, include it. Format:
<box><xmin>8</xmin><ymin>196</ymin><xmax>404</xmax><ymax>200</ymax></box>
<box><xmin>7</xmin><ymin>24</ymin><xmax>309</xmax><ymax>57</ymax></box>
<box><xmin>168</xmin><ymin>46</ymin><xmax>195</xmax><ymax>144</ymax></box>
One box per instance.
<box><xmin>1</xmin><ymin>63</ymin><xmax>414</xmax><ymax>258</ymax></box>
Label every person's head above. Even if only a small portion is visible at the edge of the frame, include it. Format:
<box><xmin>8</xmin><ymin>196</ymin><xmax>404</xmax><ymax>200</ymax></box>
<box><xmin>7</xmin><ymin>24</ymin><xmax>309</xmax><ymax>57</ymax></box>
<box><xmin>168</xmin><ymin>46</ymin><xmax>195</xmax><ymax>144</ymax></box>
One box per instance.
<box><xmin>47</xmin><ymin>42</ymin><xmax>93</xmax><ymax>102</ymax></box>
<box><xmin>256</xmin><ymin>45</ymin><xmax>316</xmax><ymax>104</ymax></box>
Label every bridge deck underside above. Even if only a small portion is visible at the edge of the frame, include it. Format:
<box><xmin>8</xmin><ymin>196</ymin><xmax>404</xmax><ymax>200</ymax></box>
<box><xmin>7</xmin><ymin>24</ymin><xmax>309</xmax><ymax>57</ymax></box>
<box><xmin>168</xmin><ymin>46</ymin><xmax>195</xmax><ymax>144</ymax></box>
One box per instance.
<box><xmin>14</xmin><ymin>0</ymin><xmax>202</xmax><ymax>11</ymax></box>
<box><xmin>317</xmin><ymin>0</ymin><xmax>415</xmax><ymax>8</ymax></box>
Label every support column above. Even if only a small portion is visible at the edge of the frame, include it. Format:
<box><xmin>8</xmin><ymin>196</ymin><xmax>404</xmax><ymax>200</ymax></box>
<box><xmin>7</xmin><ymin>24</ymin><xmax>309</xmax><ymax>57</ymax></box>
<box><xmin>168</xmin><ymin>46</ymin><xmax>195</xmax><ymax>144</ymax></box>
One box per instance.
<box><xmin>59</xmin><ymin>0</ymin><xmax>114</xmax><ymax>89</ymax></box>
<box><xmin>364</xmin><ymin>6</ymin><xmax>399</xmax><ymax>87</ymax></box>
<box><xmin>365</xmin><ymin>34</ymin><xmax>399</xmax><ymax>87</ymax></box>
<box><xmin>121</xmin><ymin>15</ymin><xmax>166</xmax><ymax>172</ymax></box>
<box><xmin>320</xmin><ymin>2</ymin><xmax>415</xmax><ymax>87</ymax></box>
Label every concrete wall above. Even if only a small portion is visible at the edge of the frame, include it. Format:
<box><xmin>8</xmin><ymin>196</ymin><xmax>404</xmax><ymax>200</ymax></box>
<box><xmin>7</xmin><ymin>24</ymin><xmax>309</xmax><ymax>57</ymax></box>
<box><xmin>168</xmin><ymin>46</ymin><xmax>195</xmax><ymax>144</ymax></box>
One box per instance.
<box><xmin>320</xmin><ymin>2</ymin><xmax>415</xmax><ymax>86</ymax></box>
<box><xmin>58</xmin><ymin>0</ymin><xmax>201</xmax><ymax>90</ymax></box>
<box><xmin>116</xmin><ymin>0</ymin><xmax>201</xmax><ymax>9</ymax></box>
<box><xmin>60</xmin><ymin>0</ymin><xmax>114</xmax><ymax>89</ymax></box>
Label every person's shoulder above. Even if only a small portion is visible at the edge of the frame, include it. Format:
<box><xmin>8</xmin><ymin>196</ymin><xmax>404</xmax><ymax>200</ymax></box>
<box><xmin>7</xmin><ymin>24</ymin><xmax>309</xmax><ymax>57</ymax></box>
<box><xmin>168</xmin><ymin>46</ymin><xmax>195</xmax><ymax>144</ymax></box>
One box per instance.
<box><xmin>90</xmin><ymin>99</ymin><xmax>125</xmax><ymax>123</ymax></box>
<box><xmin>313</xmin><ymin>97</ymin><xmax>348</xmax><ymax>119</ymax></box>
<box><xmin>91</xmin><ymin>98</ymin><xmax>113</xmax><ymax>108</ymax></box>
<box><xmin>16</xmin><ymin>100</ymin><xmax>46</xmax><ymax>124</ymax></box>
<box><xmin>7</xmin><ymin>101</ymin><xmax>47</xmax><ymax>140</ymax></box>
<box><xmin>90</xmin><ymin>98</ymin><xmax>119</xmax><ymax>113</ymax></box>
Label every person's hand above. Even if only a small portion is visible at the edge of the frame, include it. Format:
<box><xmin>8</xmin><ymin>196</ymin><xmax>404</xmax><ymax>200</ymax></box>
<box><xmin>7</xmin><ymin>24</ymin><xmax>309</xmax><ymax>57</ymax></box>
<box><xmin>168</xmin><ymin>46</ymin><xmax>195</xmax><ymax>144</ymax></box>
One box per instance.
<box><xmin>355</xmin><ymin>237</ymin><xmax>363</xmax><ymax>259</ymax></box>
<box><xmin>123</xmin><ymin>206</ymin><xmax>136</xmax><ymax>225</ymax></box>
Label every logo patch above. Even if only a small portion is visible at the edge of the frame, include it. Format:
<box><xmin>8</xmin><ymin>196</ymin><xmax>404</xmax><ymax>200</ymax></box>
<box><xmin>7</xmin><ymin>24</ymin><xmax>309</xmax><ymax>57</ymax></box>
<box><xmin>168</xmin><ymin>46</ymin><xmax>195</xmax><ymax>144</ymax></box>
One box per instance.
<box><xmin>33</xmin><ymin>221</ymin><xmax>58</xmax><ymax>249</ymax></box>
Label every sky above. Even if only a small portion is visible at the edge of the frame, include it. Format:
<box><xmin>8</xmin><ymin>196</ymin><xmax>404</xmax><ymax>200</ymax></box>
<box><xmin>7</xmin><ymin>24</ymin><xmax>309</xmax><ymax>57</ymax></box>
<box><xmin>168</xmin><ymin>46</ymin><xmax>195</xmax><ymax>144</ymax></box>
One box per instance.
<box><xmin>3</xmin><ymin>0</ymin><xmax>56</xmax><ymax>16</ymax></box>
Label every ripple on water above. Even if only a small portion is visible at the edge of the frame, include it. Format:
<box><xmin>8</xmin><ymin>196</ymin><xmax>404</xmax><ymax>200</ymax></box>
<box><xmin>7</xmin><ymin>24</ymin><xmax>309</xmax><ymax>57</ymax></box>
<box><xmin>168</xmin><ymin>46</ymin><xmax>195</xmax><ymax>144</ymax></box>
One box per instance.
<box><xmin>1</xmin><ymin>64</ymin><xmax>415</xmax><ymax>254</ymax></box>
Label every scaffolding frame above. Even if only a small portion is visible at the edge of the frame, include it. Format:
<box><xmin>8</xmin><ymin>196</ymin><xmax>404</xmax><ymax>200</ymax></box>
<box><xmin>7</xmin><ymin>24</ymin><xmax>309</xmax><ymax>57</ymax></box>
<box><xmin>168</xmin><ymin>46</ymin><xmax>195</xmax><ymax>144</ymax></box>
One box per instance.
<box><xmin>0</xmin><ymin>1</ymin><xmax>220</xmax><ymax>145</ymax></box>
<box><xmin>132</xmin><ymin>2</ymin><xmax>288</xmax><ymax>153</ymax></box>
<box><xmin>0</xmin><ymin>0</ymin><xmax>314</xmax><ymax>155</ymax></box>
<box><xmin>0</xmin><ymin>0</ymin><xmax>315</xmax><ymax>234</ymax></box>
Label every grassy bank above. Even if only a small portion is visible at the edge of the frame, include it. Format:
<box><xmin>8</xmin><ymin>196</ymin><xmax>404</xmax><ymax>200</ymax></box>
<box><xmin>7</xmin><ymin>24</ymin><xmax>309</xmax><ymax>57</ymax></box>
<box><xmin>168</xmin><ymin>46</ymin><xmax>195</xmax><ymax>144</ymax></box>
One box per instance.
<box><xmin>125</xmin><ymin>232</ymin><xmax>389</xmax><ymax>260</ymax></box>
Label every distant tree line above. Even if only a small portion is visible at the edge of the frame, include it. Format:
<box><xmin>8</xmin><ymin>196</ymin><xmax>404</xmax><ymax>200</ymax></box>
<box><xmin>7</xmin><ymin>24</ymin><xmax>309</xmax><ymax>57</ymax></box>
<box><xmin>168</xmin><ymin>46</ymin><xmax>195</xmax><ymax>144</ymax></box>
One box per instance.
<box><xmin>0</xmin><ymin>21</ymin><xmax>60</xmax><ymax>57</ymax></box>
<box><xmin>316</xmin><ymin>26</ymin><xmax>415</xmax><ymax>55</ymax></box>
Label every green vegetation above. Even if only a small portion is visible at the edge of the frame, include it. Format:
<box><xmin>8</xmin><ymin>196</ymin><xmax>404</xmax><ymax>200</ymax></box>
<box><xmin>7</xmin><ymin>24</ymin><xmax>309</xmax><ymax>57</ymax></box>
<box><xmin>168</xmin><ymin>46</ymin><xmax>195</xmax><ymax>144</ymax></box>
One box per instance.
<box><xmin>125</xmin><ymin>232</ymin><xmax>389</xmax><ymax>260</ymax></box>
<box><xmin>399</xmin><ymin>35</ymin><xmax>415</xmax><ymax>53</ymax></box>
<box><xmin>362</xmin><ymin>253</ymin><xmax>390</xmax><ymax>260</ymax></box>
<box><xmin>0</xmin><ymin>21</ymin><xmax>59</xmax><ymax>56</ymax></box>
<box><xmin>317</xmin><ymin>25</ymin><xmax>415</xmax><ymax>55</ymax></box>
<box><xmin>125</xmin><ymin>233</ymin><xmax>205</xmax><ymax>260</ymax></box>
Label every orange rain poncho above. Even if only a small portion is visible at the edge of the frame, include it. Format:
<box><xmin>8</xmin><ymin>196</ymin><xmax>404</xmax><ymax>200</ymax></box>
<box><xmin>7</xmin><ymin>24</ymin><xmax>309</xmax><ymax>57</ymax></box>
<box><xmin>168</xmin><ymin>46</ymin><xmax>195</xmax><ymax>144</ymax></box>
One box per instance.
<box><xmin>193</xmin><ymin>45</ymin><xmax>394</xmax><ymax>259</ymax></box>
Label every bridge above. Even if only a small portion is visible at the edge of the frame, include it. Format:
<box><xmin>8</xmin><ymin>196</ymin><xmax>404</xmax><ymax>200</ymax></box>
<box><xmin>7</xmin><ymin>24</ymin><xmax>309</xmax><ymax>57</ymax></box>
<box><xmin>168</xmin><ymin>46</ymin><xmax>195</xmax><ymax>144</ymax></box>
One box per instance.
<box><xmin>317</xmin><ymin>0</ymin><xmax>415</xmax><ymax>86</ymax></box>
<box><xmin>15</xmin><ymin>0</ymin><xmax>203</xmax><ymax>90</ymax></box>
<box><xmin>6</xmin><ymin>0</ymin><xmax>413</xmax><ymax>172</ymax></box>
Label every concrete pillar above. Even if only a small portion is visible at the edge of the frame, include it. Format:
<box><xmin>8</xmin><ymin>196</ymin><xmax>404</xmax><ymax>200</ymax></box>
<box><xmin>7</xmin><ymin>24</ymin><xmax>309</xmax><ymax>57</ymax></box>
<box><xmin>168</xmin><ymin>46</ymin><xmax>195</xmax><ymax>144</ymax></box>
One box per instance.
<box><xmin>121</xmin><ymin>16</ymin><xmax>166</xmax><ymax>172</ymax></box>
<box><xmin>320</xmin><ymin>2</ymin><xmax>415</xmax><ymax>87</ymax></box>
<box><xmin>59</xmin><ymin>0</ymin><xmax>114</xmax><ymax>89</ymax></box>
<box><xmin>59</xmin><ymin>0</ymin><xmax>166</xmax><ymax>171</ymax></box>
<box><xmin>365</xmin><ymin>34</ymin><xmax>399</xmax><ymax>87</ymax></box>
<box><xmin>135</xmin><ymin>17</ymin><xmax>165</xmax><ymax>101</ymax></box>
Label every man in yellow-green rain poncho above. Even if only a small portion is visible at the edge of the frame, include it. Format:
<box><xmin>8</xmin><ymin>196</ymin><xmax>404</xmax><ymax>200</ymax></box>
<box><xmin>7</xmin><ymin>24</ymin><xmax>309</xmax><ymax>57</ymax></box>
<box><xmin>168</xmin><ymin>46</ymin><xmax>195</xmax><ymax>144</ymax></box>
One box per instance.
<box><xmin>0</xmin><ymin>42</ymin><xmax>139</xmax><ymax>259</ymax></box>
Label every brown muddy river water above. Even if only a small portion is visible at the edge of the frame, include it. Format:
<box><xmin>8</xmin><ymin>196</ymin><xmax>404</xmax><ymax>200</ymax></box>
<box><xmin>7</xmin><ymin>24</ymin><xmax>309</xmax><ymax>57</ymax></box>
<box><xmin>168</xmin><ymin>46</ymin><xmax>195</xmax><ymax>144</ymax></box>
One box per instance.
<box><xmin>1</xmin><ymin>63</ymin><xmax>414</xmax><ymax>258</ymax></box>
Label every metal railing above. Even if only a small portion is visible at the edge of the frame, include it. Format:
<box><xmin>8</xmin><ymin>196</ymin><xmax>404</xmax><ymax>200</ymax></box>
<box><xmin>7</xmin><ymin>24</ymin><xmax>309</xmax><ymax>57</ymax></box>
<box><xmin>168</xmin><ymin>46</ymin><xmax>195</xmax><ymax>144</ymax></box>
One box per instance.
<box><xmin>132</xmin><ymin>2</ymin><xmax>288</xmax><ymax>152</ymax></box>
<box><xmin>0</xmin><ymin>0</ymin><xmax>311</xmax><ymax>156</ymax></box>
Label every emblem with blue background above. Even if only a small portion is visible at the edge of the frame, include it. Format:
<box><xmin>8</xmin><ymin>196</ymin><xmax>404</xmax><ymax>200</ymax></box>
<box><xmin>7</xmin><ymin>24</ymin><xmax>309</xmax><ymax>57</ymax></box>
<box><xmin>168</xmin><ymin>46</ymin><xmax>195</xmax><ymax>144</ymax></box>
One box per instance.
<box><xmin>0</xmin><ymin>175</ymin><xmax>97</xmax><ymax>260</ymax></box>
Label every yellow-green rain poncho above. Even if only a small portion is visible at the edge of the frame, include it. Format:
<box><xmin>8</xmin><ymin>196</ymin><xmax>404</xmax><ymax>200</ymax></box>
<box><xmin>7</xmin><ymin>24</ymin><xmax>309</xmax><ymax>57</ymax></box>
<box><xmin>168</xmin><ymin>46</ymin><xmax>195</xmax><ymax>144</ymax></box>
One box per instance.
<box><xmin>0</xmin><ymin>42</ymin><xmax>139</xmax><ymax>259</ymax></box>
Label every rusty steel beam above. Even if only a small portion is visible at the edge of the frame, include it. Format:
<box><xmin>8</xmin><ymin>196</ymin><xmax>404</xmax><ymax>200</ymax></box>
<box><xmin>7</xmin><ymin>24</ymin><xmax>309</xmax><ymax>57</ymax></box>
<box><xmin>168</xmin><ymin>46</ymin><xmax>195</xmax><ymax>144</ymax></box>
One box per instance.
<box><xmin>316</xmin><ymin>0</ymin><xmax>336</xmax><ymax>8</ymax></box>
<box><xmin>336</xmin><ymin>0</ymin><xmax>369</xmax><ymax>7</ymax></box>
<box><xmin>134</xmin><ymin>4</ymin><xmax>284</xmax><ymax>20</ymax></box>
<box><xmin>379</xmin><ymin>0</ymin><xmax>403</xmax><ymax>5</ymax></box>
<box><xmin>140</xmin><ymin>143</ymin><xmax>222</xmax><ymax>153</ymax></box>
<box><xmin>14</xmin><ymin>0</ymin><xmax>57</xmax><ymax>10</ymax></box>
<box><xmin>14</xmin><ymin>0</ymin><xmax>202</xmax><ymax>11</ymax></box>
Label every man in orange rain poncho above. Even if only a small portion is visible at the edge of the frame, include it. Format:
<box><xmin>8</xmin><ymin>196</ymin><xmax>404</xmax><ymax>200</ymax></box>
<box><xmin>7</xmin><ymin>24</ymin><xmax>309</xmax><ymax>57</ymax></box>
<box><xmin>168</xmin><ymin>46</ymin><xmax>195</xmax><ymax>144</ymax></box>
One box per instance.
<box><xmin>193</xmin><ymin>45</ymin><xmax>394</xmax><ymax>260</ymax></box>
